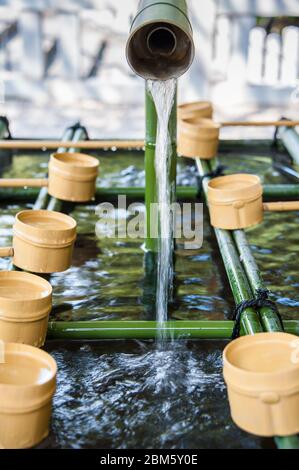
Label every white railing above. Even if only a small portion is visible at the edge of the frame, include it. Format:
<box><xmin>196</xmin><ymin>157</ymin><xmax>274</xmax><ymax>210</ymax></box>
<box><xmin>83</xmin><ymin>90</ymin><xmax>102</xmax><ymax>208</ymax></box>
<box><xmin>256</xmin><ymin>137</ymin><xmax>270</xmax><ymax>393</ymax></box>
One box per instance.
<box><xmin>0</xmin><ymin>0</ymin><xmax>298</xmax><ymax>107</ymax></box>
<box><xmin>183</xmin><ymin>0</ymin><xmax>299</xmax><ymax>106</ymax></box>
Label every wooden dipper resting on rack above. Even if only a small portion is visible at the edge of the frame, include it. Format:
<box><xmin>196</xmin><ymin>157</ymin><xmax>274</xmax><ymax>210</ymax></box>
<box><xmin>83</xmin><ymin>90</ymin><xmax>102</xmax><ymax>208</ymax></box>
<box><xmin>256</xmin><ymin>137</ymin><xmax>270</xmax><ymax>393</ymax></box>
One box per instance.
<box><xmin>0</xmin><ymin>210</ymin><xmax>77</xmax><ymax>273</ymax></box>
<box><xmin>207</xmin><ymin>174</ymin><xmax>299</xmax><ymax>230</ymax></box>
<box><xmin>0</xmin><ymin>152</ymin><xmax>99</xmax><ymax>203</ymax></box>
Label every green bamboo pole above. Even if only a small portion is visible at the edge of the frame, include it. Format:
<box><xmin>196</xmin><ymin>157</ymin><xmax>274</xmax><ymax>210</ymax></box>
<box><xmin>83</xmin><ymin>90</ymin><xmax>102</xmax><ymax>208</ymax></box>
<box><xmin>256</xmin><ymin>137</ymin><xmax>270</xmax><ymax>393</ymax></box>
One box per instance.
<box><xmin>47</xmin><ymin>319</ymin><xmax>298</xmax><ymax>340</ymax></box>
<box><xmin>96</xmin><ymin>184</ymin><xmax>299</xmax><ymax>201</ymax></box>
<box><xmin>145</xmin><ymin>88</ymin><xmax>158</xmax><ymax>251</ymax></box>
<box><xmin>275</xmin><ymin>435</ymin><xmax>299</xmax><ymax>450</ymax></box>
<box><xmin>233</xmin><ymin>230</ymin><xmax>283</xmax><ymax>332</ymax></box>
<box><xmin>196</xmin><ymin>158</ymin><xmax>263</xmax><ymax>335</ymax></box>
<box><xmin>279</xmin><ymin>126</ymin><xmax>299</xmax><ymax>166</ymax></box>
<box><xmin>48</xmin><ymin>320</ymin><xmax>232</xmax><ymax>340</ymax></box>
<box><xmin>2</xmin><ymin>184</ymin><xmax>299</xmax><ymax>204</ymax></box>
<box><xmin>33</xmin><ymin>187</ymin><xmax>50</xmax><ymax>210</ymax></box>
<box><xmin>0</xmin><ymin>185</ymin><xmax>197</xmax><ymax>203</ymax></box>
<box><xmin>0</xmin><ymin>119</ymin><xmax>8</xmax><ymax>138</ymax></box>
<box><xmin>263</xmin><ymin>184</ymin><xmax>299</xmax><ymax>199</ymax></box>
<box><xmin>145</xmin><ymin>84</ymin><xmax>177</xmax><ymax>251</ymax></box>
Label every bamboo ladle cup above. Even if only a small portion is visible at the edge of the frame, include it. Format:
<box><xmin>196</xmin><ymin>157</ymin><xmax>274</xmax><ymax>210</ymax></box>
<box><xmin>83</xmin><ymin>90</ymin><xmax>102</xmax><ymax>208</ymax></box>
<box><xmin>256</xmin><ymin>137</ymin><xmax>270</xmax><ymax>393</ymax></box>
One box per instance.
<box><xmin>0</xmin><ymin>342</ymin><xmax>57</xmax><ymax>448</ymax></box>
<box><xmin>0</xmin><ymin>152</ymin><xmax>99</xmax><ymax>202</ymax></box>
<box><xmin>0</xmin><ymin>271</ymin><xmax>52</xmax><ymax>347</ymax></box>
<box><xmin>223</xmin><ymin>332</ymin><xmax>299</xmax><ymax>437</ymax></box>
<box><xmin>207</xmin><ymin>174</ymin><xmax>299</xmax><ymax>230</ymax></box>
<box><xmin>0</xmin><ymin>210</ymin><xmax>77</xmax><ymax>273</ymax></box>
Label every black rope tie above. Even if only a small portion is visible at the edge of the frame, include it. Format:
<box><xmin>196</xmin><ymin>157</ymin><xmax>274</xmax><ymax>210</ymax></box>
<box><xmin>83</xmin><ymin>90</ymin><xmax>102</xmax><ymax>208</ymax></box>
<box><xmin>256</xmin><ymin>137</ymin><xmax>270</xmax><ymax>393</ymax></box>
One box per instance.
<box><xmin>230</xmin><ymin>288</ymin><xmax>285</xmax><ymax>340</ymax></box>
<box><xmin>197</xmin><ymin>164</ymin><xmax>227</xmax><ymax>198</ymax></box>
<box><xmin>0</xmin><ymin>116</ymin><xmax>12</xmax><ymax>139</ymax></box>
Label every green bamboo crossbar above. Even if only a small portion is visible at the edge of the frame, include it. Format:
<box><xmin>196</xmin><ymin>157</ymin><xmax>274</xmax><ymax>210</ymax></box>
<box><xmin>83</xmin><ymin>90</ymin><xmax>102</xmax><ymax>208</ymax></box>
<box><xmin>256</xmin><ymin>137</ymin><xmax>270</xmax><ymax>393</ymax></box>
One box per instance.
<box><xmin>1</xmin><ymin>184</ymin><xmax>299</xmax><ymax>203</ymax></box>
<box><xmin>263</xmin><ymin>184</ymin><xmax>299</xmax><ymax>199</ymax></box>
<box><xmin>0</xmin><ymin>186</ymin><xmax>197</xmax><ymax>202</ymax></box>
<box><xmin>47</xmin><ymin>320</ymin><xmax>299</xmax><ymax>340</ymax></box>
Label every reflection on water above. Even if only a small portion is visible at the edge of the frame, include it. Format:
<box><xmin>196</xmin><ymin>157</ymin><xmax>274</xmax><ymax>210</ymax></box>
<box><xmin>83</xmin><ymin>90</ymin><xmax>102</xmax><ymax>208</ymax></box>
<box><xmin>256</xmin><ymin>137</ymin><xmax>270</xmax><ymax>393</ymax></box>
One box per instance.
<box><xmin>0</xmin><ymin>148</ymin><xmax>298</xmax><ymax>448</ymax></box>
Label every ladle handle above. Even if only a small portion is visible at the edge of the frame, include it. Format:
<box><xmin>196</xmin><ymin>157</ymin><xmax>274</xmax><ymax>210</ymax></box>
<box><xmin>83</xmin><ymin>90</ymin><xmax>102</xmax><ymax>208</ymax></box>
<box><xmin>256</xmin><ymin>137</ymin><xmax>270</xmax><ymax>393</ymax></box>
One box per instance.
<box><xmin>0</xmin><ymin>247</ymin><xmax>14</xmax><ymax>257</ymax></box>
<box><xmin>263</xmin><ymin>201</ymin><xmax>299</xmax><ymax>212</ymax></box>
<box><xmin>0</xmin><ymin>178</ymin><xmax>48</xmax><ymax>188</ymax></box>
<box><xmin>221</xmin><ymin>120</ymin><xmax>299</xmax><ymax>127</ymax></box>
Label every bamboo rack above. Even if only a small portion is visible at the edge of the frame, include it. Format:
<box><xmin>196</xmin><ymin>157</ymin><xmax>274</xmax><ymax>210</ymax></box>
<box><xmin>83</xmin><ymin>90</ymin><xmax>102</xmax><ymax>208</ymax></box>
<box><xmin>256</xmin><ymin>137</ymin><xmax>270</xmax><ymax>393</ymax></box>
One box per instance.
<box><xmin>1</xmin><ymin>183</ymin><xmax>299</xmax><ymax>202</ymax></box>
<box><xmin>0</xmin><ymin>139</ymin><xmax>144</xmax><ymax>150</ymax></box>
<box><xmin>47</xmin><ymin>319</ymin><xmax>298</xmax><ymax>340</ymax></box>
<box><xmin>0</xmin><ymin>185</ymin><xmax>198</xmax><ymax>202</ymax></box>
<box><xmin>197</xmin><ymin>157</ymin><xmax>299</xmax><ymax>449</ymax></box>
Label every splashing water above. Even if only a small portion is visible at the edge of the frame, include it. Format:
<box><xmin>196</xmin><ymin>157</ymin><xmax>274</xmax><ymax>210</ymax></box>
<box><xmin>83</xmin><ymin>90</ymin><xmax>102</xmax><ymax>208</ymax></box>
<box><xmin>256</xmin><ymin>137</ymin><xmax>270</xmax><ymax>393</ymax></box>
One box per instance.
<box><xmin>147</xmin><ymin>79</ymin><xmax>177</xmax><ymax>342</ymax></box>
<box><xmin>46</xmin><ymin>341</ymin><xmax>239</xmax><ymax>449</ymax></box>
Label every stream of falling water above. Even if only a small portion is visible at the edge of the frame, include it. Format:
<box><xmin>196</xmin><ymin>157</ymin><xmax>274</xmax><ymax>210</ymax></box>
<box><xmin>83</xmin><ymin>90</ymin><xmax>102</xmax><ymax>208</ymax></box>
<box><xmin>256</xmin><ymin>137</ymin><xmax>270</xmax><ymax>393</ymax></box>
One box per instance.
<box><xmin>147</xmin><ymin>79</ymin><xmax>177</xmax><ymax>342</ymax></box>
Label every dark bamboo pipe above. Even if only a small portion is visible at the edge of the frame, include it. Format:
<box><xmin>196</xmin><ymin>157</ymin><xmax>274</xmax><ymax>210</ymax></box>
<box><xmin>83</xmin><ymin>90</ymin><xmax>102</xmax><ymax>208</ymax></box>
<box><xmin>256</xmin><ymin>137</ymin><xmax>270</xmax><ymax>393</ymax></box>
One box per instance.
<box><xmin>126</xmin><ymin>0</ymin><xmax>194</xmax><ymax>80</ymax></box>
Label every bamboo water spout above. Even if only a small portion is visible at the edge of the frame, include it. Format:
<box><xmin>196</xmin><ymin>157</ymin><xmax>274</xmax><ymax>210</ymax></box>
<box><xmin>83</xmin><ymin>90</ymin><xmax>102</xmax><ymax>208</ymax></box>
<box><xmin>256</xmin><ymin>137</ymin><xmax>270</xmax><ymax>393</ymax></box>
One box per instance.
<box><xmin>126</xmin><ymin>0</ymin><xmax>194</xmax><ymax>80</ymax></box>
<box><xmin>127</xmin><ymin>1</ymin><xmax>194</xmax><ymax>253</ymax></box>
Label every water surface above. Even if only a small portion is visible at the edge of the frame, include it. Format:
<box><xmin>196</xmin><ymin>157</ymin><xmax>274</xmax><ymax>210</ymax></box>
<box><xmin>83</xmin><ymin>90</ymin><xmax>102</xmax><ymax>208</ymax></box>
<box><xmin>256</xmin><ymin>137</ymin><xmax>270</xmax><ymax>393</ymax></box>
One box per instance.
<box><xmin>0</xmin><ymin>146</ymin><xmax>298</xmax><ymax>448</ymax></box>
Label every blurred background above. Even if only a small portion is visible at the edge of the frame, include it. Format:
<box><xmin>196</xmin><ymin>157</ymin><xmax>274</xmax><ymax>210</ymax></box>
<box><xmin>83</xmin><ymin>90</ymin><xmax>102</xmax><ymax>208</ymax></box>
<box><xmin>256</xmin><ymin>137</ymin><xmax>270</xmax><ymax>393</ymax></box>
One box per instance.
<box><xmin>0</xmin><ymin>0</ymin><xmax>298</xmax><ymax>138</ymax></box>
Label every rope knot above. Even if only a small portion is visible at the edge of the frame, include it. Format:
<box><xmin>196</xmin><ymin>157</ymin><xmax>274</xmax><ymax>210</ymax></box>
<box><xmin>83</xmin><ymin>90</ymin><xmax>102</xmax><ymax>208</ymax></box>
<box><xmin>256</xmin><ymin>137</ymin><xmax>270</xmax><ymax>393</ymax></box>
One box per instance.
<box><xmin>230</xmin><ymin>288</ymin><xmax>284</xmax><ymax>340</ymax></box>
<box><xmin>256</xmin><ymin>288</ymin><xmax>269</xmax><ymax>300</ymax></box>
